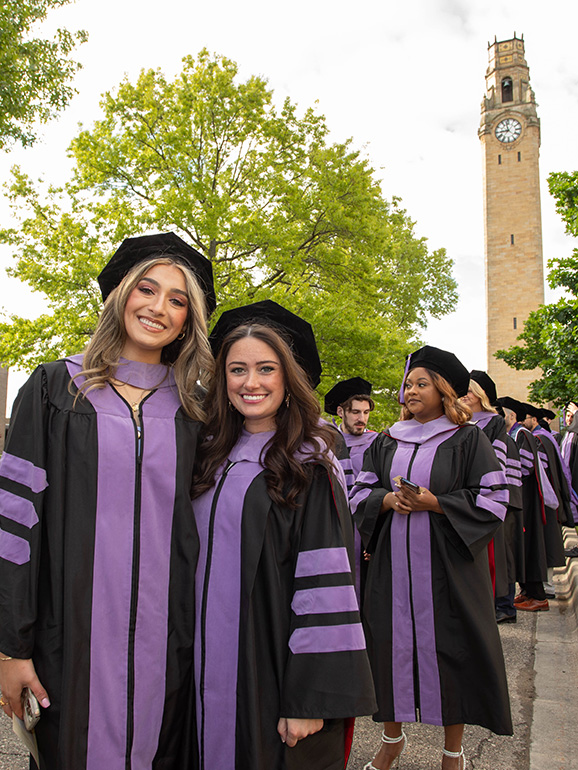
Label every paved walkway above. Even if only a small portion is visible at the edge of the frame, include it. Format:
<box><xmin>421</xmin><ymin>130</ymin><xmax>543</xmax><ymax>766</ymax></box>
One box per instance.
<box><xmin>2</xmin><ymin>531</ymin><xmax>577</xmax><ymax>769</ymax></box>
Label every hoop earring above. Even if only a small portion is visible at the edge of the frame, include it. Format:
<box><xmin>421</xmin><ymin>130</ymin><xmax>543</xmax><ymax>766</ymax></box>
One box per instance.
<box><xmin>285</xmin><ymin>392</ymin><xmax>291</xmax><ymax>408</ymax></box>
<box><xmin>177</xmin><ymin>330</ymin><xmax>186</xmax><ymax>340</ymax></box>
<box><xmin>228</xmin><ymin>400</ymin><xmax>235</xmax><ymax>411</ymax></box>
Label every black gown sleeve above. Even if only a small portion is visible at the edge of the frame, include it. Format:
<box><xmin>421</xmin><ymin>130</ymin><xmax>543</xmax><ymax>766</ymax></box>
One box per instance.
<box><xmin>0</xmin><ymin>366</ymin><xmax>49</xmax><ymax>658</ymax></box>
<box><xmin>435</xmin><ymin>426</ymin><xmax>508</xmax><ymax>559</ymax></box>
<box><xmin>280</xmin><ymin>466</ymin><xmax>376</xmax><ymax>719</ymax></box>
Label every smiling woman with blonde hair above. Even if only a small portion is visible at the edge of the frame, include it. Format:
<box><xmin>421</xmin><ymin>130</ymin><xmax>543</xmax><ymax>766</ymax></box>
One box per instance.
<box><xmin>0</xmin><ymin>232</ymin><xmax>214</xmax><ymax>770</ymax></box>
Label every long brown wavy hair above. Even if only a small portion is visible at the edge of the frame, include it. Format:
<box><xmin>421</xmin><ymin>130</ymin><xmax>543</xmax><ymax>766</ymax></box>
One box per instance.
<box><xmin>73</xmin><ymin>256</ymin><xmax>214</xmax><ymax>420</ymax></box>
<box><xmin>192</xmin><ymin>323</ymin><xmax>337</xmax><ymax>508</ymax></box>
<box><xmin>400</xmin><ymin>368</ymin><xmax>472</xmax><ymax>425</ymax></box>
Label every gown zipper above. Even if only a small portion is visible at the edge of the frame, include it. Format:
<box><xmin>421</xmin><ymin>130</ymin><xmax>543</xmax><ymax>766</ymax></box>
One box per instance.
<box><xmin>113</xmin><ymin>391</ymin><xmax>154</xmax><ymax>770</ymax></box>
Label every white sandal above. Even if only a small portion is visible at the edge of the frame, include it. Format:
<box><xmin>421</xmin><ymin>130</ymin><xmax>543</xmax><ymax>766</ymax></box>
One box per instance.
<box><xmin>442</xmin><ymin>745</ymin><xmax>465</xmax><ymax>769</ymax></box>
<box><xmin>363</xmin><ymin>729</ymin><xmax>407</xmax><ymax>770</ymax></box>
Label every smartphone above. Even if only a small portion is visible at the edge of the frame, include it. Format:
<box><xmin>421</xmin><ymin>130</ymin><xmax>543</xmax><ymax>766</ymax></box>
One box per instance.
<box><xmin>399</xmin><ymin>477</ymin><xmax>421</xmax><ymax>493</ymax></box>
<box><xmin>22</xmin><ymin>688</ymin><xmax>40</xmax><ymax>732</ymax></box>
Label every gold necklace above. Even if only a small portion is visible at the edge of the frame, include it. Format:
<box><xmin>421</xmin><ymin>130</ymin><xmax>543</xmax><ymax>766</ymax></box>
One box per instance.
<box><xmin>113</xmin><ymin>381</ymin><xmax>151</xmax><ymax>412</ymax></box>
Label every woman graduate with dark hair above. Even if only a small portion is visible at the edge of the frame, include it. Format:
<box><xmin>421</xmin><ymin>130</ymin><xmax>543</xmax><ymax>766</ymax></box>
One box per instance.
<box><xmin>351</xmin><ymin>346</ymin><xmax>512</xmax><ymax>770</ymax></box>
<box><xmin>192</xmin><ymin>300</ymin><xmax>376</xmax><ymax>770</ymax></box>
<box><xmin>0</xmin><ymin>233</ymin><xmax>215</xmax><ymax>770</ymax></box>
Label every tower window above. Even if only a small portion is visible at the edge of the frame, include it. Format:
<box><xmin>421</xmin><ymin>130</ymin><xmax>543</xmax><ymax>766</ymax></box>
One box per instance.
<box><xmin>502</xmin><ymin>77</ymin><xmax>513</xmax><ymax>102</ymax></box>
<box><xmin>511</xmin><ymin>234</ymin><xmax>515</xmax><ymax>245</ymax></box>
<box><xmin>498</xmin><ymin>155</ymin><xmax>502</xmax><ymax>165</ymax></box>
<box><xmin>518</xmin><ymin>151</ymin><xmax>521</xmax><ymax>161</ymax></box>
<box><xmin>513</xmin><ymin>317</ymin><xmax>517</xmax><ymax>330</ymax></box>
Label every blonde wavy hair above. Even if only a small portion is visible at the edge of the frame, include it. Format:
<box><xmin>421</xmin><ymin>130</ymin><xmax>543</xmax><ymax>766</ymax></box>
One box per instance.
<box><xmin>467</xmin><ymin>378</ymin><xmax>497</xmax><ymax>414</ymax></box>
<box><xmin>400</xmin><ymin>368</ymin><xmax>472</xmax><ymax>425</ymax></box>
<box><xmin>73</xmin><ymin>256</ymin><xmax>214</xmax><ymax>420</ymax></box>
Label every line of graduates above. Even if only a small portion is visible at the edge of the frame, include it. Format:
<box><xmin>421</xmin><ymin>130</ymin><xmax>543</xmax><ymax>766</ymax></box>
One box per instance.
<box><xmin>324</xmin><ymin>364</ymin><xmax>577</xmax><ymax>770</ymax></box>
<box><xmin>1</xmin><ymin>229</ymin><xmax>572</xmax><ymax>770</ymax></box>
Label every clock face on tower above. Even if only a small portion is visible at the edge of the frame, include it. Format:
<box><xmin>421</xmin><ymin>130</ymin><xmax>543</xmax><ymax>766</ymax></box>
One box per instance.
<box><xmin>495</xmin><ymin>118</ymin><xmax>522</xmax><ymax>143</ymax></box>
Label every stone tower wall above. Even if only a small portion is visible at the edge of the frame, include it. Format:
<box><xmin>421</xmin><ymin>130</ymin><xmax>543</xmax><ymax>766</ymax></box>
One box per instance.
<box><xmin>479</xmin><ymin>35</ymin><xmax>544</xmax><ymax>401</ymax></box>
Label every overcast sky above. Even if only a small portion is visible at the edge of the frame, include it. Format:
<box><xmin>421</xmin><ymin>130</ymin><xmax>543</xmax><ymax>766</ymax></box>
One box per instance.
<box><xmin>2</xmin><ymin>0</ymin><xmax>578</xmax><ymax>411</ymax></box>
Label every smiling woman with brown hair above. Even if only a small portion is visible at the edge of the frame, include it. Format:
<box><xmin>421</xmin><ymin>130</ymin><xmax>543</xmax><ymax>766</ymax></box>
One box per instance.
<box><xmin>192</xmin><ymin>300</ymin><xmax>376</xmax><ymax>770</ymax></box>
<box><xmin>351</xmin><ymin>345</ymin><xmax>512</xmax><ymax>770</ymax></box>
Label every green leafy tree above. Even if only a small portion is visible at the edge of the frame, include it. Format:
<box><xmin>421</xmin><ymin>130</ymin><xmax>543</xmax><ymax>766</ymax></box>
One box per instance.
<box><xmin>496</xmin><ymin>170</ymin><xmax>578</xmax><ymax>406</ymax></box>
<box><xmin>0</xmin><ymin>0</ymin><xmax>87</xmax><ymax>148</ymax></box>
<box><xmin>0</xmin><ymin>50</ymin><xmax>457</xmax><ymax>425</ymax></box>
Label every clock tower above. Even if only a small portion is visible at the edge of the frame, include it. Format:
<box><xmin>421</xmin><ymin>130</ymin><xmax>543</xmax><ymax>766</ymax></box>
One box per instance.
<box><xmin>479</xmin><ymin>33</ymin><xmax>544</xmax><ymax>400</ymax></box>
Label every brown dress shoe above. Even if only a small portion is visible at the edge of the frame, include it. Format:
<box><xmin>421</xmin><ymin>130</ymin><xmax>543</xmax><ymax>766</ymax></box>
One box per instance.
<box><xmin>516</xmin><ymin>597</ymin><xmax>549</xmax><ymax>612</ymax></box>
<box><xmin>514</xmin><ymin>593</ymin><xmax>527</xmax><ymax>605</ymax></box>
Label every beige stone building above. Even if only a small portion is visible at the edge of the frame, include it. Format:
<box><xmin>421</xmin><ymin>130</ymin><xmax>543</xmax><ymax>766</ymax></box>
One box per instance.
<box><xmin>479</xmin><ymin>34</ymin><xmax>544</xmax><ymax>401</ymax></box>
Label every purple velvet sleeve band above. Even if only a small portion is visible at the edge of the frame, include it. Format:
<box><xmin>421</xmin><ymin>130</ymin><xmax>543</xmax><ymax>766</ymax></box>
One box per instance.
<box><xmin>476</xmin><ymin>490</ymin><xmax>508</xmax><ymax>520</ymax></box>
<box><xmin>291</xmin><ymin>585</ymin><xmax>359</xmax><ymax>616</ymax></box>
<box><xmin>289</xmin><ymin>623</ymin><xmax>366</xmax><ymax>654</ymax></box>
<box><xmin>0</xmin><ymin>529</ymin><xmax>30</xmax><ymax>565</ymax></box>
<box><xmin>0</xmin><ymin>489</ymin><xmax>39</xmax><ymax>528</ymax></box>
<box><xmin>295</xmin><ymin>547</ymin><xmax>350</xmax><ymax>577</ymax></box>
<box><xmin>350</xmin><ymin>485</ymin><xmax>371</xmax><ymax>516</ymax></box>
<box><xmin>0</xmin><ymin>452</ymin><xmax>48</xmax><ymax>493</ymax></box>
<box><xmin>479</xmin><ymin>470</ymin><xmax>506</xmax><ymax>489</ymax></box>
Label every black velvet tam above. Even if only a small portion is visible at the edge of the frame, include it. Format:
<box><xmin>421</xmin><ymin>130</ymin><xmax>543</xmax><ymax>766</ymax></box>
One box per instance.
<box><xmin>324</xmin><ymin>377</ymin><xmax>372</xmax><ymax>415</ymax></box>
<box><xmin>98</xmin><ymin>232</ymin><xmax>216</xmax><ymax>315</ymax></box>
<box><xmin>470</xmin><ymin>370</ymin><xmax>498</xmax><ymax>404</ymax></box>
<box><xmin>209</xmin><ymin>300</ymin><xmax>322</xmax><ymax>387</ymax></box>
<box><xmin>406</xmin><ymin>345</ymin><xmax>470</xmax><ymax>398</ymax></box>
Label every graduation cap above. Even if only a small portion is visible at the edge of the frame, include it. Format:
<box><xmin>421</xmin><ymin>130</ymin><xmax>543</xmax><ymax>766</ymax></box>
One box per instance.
<box><xmin>98</xmin><ymin>232</ymin><xmax>216</xmax><ymax>315</ymax></box>
<box><xmin>469</xmin><ymin>370</ymin><xmax>497</xmax><ymax>404</ymax></box>
<box><xmin>495</xmin><ymin>397</ymin><xmax>527</xmax><ymax>422</ymax></box>
<box><xmin>324</xmin><ymin>377</ymin><xmax>372</xmax><ymax>415</ymax></box>
<box><xmin>537</xmin><ymin>408</ymin><xmax>556</xmax><ymax>420</ymax></box>
<box><xmin>401</xmin><ymin>345</ymin><xmax>470</xmax><ymax>400</ymax></box>
<box><xmin>522</xmin><ymin>403</ymin><xmax>542</xmax><ymax>419</ymax></box>
<box><xmin>209</xmin><ymin>300</ymin><xmax>322</xmax><ymax>387</ymax></box>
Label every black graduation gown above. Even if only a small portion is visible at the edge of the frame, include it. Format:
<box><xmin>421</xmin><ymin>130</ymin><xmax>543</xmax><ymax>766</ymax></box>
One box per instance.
<box><xmin>335</xmin><ymin>428</ymin><xmax>379</xmax><ymax>603</ymax></box>
<box><xmin>533</xmin><ymin>427</ymin><xmax>576</xmax><ymax>527</ymax></box>
<box><xmin>511</xmin><ymin>424</ymin><xmax>564</xmax><ymax>577</ymax></box>
<box><xmin>0</xmin><ymin>356</ymin><xmax>200</xmax><ymax>770</ymax></box>
<box><xmin>193</xmin><ymin>429</ymin><xmax>376</xmax><ymax>770</ymax></box>
<box><xmin>502</xmin><ymin>432</ymin><xmax>525</xmax><ymax>584</ymax></box>
<box><xmin>472</xmin><ymin>412</ymin><xmax>524</xmax><ymax>594</ymax></box>
<box><xmin>561</xmin><ymin>415</ymin><xmax>578</xmax><ymax>518</ymax></box>
<box><xmin>351</xmin><ymin>416</ymin><xmax>512</xmax><ymax>735</ymax></box>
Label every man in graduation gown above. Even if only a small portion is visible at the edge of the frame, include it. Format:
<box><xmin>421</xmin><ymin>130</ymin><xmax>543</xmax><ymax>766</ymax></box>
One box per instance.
<box><xmin>324</xmin><ymin>377</ymin><xmax>379</xmax><ymax>494</ymax></box>
<box><xmin>324</xmin><ymin>377</ymin><xmax>379</xmax><ymax>600</ymax></box>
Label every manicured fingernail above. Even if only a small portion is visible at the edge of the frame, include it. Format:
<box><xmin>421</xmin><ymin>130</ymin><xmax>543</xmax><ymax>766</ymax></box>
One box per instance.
<box><xmin>40</xmin><ymin>698</ymin><xmax>50</xmax><ymax>708</ymax></box>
